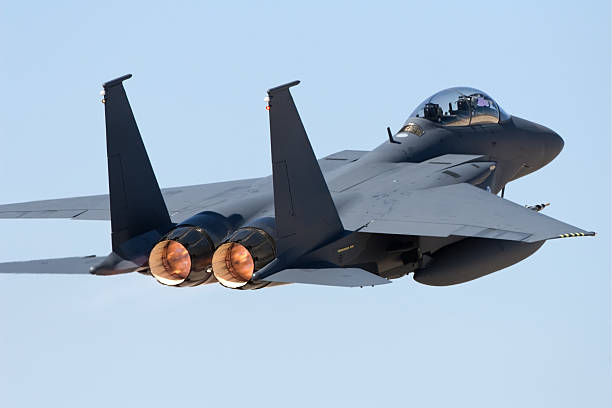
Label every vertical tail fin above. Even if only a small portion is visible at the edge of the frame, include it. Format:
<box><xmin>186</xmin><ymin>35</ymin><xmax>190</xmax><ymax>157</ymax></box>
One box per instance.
<box><xmin>102</xmin><ymin>75</ymin><xmax>172</xmax><ymax>252</ymax></box>
<box><xmin>266</xmin><ymin>81</ymin><xmax>344</xmax><ymax>260</ymax></box>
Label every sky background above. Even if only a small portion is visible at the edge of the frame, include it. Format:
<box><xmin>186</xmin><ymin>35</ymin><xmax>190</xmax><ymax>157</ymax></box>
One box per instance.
<box><xmin>0</xmin><ymin>1</ymin><xmax>610</xmax><ymax>407</ymax></box>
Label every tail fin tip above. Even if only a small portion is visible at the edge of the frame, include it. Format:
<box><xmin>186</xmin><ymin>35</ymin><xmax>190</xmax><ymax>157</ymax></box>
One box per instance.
<box><xmin>267</xmin><ymin>80</ymin><xmax>300</xmax><ymax>95</ymax></box>
<box><xmin>103</xmin><ymin>74</ymin><xmax>133</xmax><ymax>89</ymax></box>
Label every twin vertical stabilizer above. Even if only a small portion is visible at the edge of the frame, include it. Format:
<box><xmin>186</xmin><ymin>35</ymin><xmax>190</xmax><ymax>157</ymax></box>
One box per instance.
<box><xmin>253</xmin><ymin>81</ymin><xmax>345</xmax><ymax>280</ymax></box>
<box><xmin>92</xmin><ymin>75</ymin><xmax>172</xmax><ymax>275</ymax></box>
<box><xmin>102</xmin><ymin>75</ymin><xmax>172</xmax><ymax>251</ymax></box>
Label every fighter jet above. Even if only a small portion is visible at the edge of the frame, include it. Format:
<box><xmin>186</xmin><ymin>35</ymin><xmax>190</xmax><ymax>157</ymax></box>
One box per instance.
<box><xmin>0</xmin><ymin>75</ymin><xmax>596</xmax><ymax>288</ymax></box>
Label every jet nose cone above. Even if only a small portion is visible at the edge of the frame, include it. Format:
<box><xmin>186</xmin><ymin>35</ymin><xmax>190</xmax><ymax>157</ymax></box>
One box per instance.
<box><xmin>553</xmin><ymin>131</ymin><xmax>564</xmax><ymax>154</ymax></box>
<box><xmin>512</xmin><ymin>116</ymin><xmax>564</xmax><ymax>168</ymax></box>
<box><xmin>542</xmin><ymin>128</ymin><xmax>564</xmax><ymax>163</ymax></box>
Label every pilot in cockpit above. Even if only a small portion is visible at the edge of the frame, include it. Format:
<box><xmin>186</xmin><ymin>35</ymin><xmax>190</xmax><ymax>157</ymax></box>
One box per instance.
<box><xmin>411</xmin><ymin>87</ymin><xmax>509</xmax><ymax>127</ymax></box>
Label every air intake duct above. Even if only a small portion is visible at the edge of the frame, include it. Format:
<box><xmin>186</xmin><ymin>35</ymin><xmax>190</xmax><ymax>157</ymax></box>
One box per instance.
<box><xmin>148</xmin><ymin>212</ymin><xmax>237</xmax><ymax>287</ymax></box>
<box><xmin>212</xmin><ymin>217</ymin><xmax>276</xmax><ymax>289</ymax></box>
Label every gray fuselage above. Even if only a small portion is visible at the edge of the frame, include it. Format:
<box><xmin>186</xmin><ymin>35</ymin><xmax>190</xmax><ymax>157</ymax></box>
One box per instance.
<box><xmin>200</xmin><ymin>114</ymin><xmax>564</xmax><ymax>285</ymax></box>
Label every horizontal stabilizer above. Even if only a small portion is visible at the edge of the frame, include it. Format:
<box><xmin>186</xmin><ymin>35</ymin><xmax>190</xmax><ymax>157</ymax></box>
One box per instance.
<box><xmin>0</xmin><ymin>256</ymin><xmax>102</xmax><ymax>275</ymax></box>
<box><xmin>263</xmin><ymin>268</ymin><xmax>390</xmax><ymax>287</ymax></box>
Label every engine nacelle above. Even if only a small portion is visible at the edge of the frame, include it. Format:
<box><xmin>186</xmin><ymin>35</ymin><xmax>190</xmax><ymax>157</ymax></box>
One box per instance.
<box><xmin>211</xmin><ymin>218</ymin><xmax>276</xmax><ymax>289</ymax></box>
<box><xmin>413</xmin><ymin>237</ymin><xmax>545</xmax><ymax>286</ymax></box>
<box><xmin>148</xmin><ymin>212</ymin><xmax>235</xmax><ymax>287</ymax></box>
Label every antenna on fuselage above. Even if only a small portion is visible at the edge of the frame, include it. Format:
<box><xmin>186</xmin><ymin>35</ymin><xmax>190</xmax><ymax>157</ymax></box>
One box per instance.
<box><xmin>387</xmin><ymin>127</ymin><xmax>400</xmax><ymax>144</ymax></box>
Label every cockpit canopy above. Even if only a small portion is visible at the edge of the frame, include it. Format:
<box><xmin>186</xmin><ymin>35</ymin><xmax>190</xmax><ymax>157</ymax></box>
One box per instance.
<box><xmin>409</xmin><ymin>87</ymin><xmax>510</xmax><ymax>126</ymax></box>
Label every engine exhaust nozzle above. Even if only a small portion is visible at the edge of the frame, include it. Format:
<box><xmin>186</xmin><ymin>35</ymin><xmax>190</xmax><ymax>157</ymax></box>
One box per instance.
<box><xmin>211</xmin><ymin>242</ymin><xmax>255</xmax><ymax>288</ymax></box>
<box><xmin>148</xmin><ymin>226</ymin><xmax>216</xmax><ymax>287</ymax></box>
<box><xmin>149</xmin><ymin>240</ymin><xmax>191</xmax><ymax>286</ymax></box>
<box><xmin>211</xmin><ymin>226</ymin><xmax>276</xmax><ymax>289</ymax></box>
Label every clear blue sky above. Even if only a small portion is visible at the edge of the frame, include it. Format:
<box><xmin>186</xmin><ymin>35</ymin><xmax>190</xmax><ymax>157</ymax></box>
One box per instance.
<box><xmin>0</xmin><ymin>1</ymin><xmax>610</xmax><ymax>407</ymax></box>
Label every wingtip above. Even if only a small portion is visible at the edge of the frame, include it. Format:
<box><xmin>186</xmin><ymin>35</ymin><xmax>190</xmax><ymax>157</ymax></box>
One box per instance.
<box><xmin>557</xmin><ymin>231</ymin><xmax>597</xmax><ymax>239</ymax></box>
